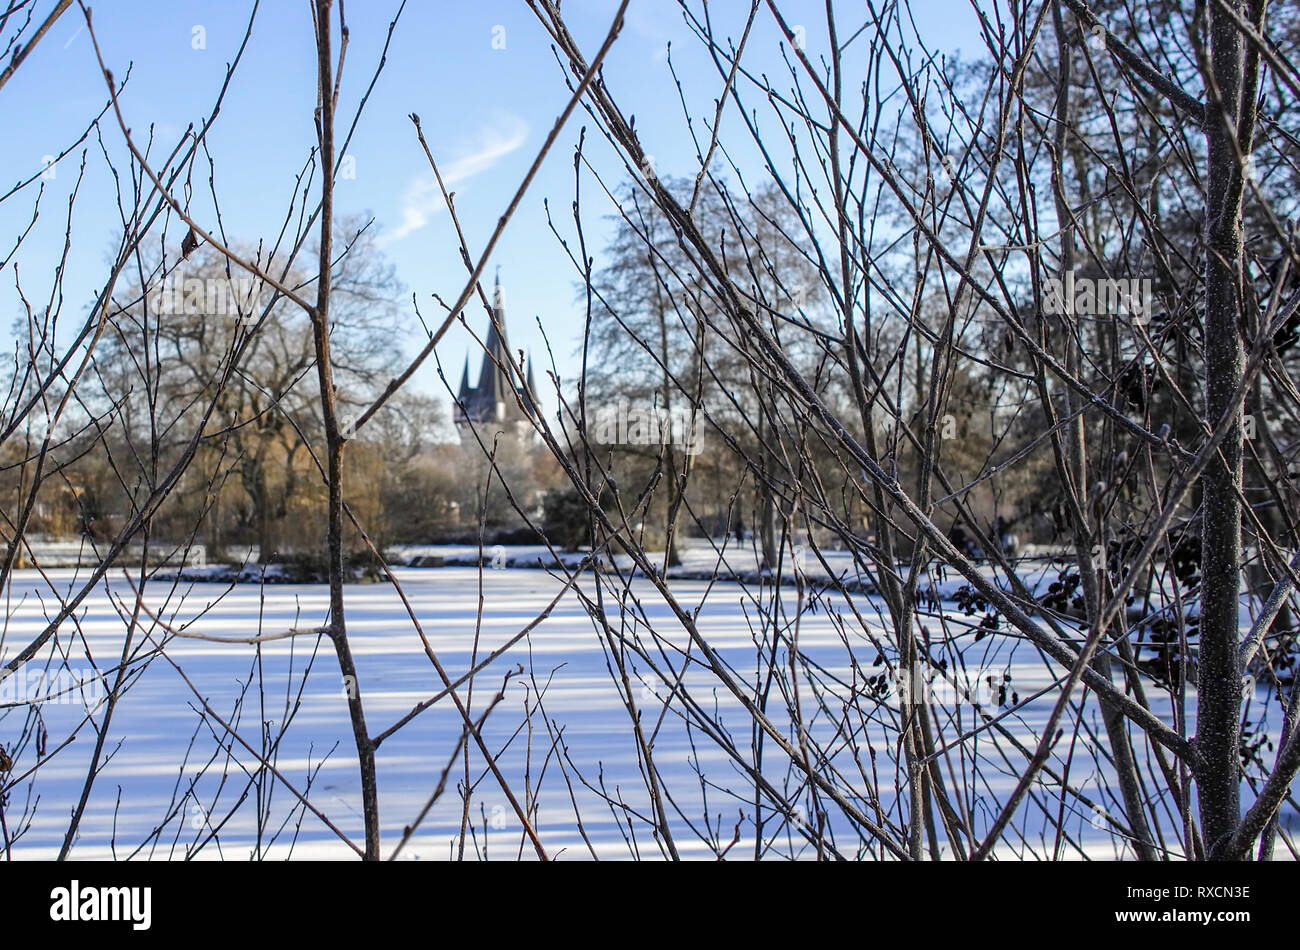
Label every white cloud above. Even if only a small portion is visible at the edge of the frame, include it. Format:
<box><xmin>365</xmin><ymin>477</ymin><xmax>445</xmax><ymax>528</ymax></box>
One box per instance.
<box><xmin>381</xmin><ymin>114</ymin><xmax>529</xmax><ymax>245</ymax></box>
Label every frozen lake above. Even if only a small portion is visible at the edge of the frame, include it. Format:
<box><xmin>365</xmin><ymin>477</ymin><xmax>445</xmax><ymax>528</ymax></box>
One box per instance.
<box><xmin>0</xmin><ymin>560</ymin><xmax>1292</xmax><ymax>860</ymax></box>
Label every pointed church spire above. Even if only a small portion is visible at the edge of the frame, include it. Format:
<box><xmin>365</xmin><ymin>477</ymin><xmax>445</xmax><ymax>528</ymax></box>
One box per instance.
<box><xmin>454</xmin><ymin>270</ymin><xmax>538</xmax><ymax>432</ymax></box>
<box><xmin>524</xmin><ymin>352</ymin><xmax>539</xmax><ymax>417</ymax></box>
<box><xmin>480</xmin><ymin>274</ymin><xmax>511</xmax><ymax>416</ymax></box>
<box><xmin>457</xmin><ymin>355</ymin><xmax>471</xmax><ymax>401</ymax></box>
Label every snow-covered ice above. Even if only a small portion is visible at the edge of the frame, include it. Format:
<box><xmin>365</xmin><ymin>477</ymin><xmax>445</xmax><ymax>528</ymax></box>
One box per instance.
<box><xmin>0</xmin><ymin>553</ymin><xmax>1292</xmax><ymax>860</ymax></box>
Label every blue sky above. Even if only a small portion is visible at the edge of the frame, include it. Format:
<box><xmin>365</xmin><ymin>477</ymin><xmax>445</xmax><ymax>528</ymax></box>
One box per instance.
<box><xmin>0</xmin><ymin>0</ymin><xmax>982</xmax><ymax>419</ymax></box>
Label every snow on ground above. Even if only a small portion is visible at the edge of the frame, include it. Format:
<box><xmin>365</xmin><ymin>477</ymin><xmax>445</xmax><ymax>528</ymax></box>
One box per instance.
<box><xmin>0</xmin><ymin>547</ymin><xmax>1292</xmax><ymax>860</ymax></box>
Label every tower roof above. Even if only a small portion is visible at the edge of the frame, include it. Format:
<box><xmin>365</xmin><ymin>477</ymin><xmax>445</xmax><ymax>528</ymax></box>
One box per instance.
<box><xmin>455</xmin><ymin>275</ymin><xmax>538</xmax><ymax>429</ymax></box>
<box><xmin>456</xmin><ymin>355</ymin><xmax>471</xmax><ymax>401</ymax></box>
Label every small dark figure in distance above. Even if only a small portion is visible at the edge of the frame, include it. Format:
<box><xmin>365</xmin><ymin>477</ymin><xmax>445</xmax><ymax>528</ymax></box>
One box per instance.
<box><xmin>995</xmin><ymin>516</ymin><xmax>1019</xmax><ymax>559</ymax></box>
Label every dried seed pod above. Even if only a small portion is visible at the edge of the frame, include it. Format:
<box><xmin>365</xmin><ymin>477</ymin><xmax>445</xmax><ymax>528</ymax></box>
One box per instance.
<box><xmin>181</xmin><ymin>226</ymin><xmax>201</xmax><ymax>259</ymax></box>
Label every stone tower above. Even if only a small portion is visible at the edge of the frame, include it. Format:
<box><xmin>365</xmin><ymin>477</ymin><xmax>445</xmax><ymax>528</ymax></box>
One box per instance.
<box><xmin>454</xmin><ymin>275</ymin><xmax>539</xmax><ymax>442</ymax></box>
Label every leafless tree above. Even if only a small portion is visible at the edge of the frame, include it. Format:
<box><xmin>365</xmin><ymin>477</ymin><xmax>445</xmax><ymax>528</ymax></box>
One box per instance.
<box><xmin>4</xmin><ymin>0</ymin><xmax>1299</xmax><ymax>863</ymax></box>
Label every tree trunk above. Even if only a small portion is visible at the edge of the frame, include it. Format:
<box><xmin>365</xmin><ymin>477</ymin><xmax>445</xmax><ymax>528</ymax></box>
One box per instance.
<box><xmin>1199</xmin><ymin>0</ymin><xmax>1251</xmax><ymax>857</ymax></box>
